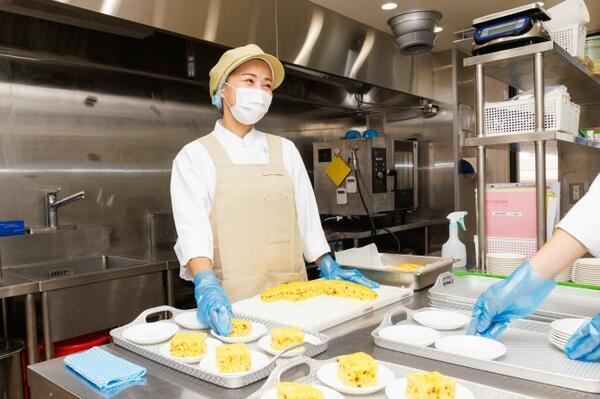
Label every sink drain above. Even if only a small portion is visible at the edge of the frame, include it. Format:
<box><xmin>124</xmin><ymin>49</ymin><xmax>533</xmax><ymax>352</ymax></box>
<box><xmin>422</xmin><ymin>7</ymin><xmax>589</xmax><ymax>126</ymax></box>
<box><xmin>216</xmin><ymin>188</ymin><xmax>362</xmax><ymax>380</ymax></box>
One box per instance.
<box><xmin>48</xmin><ymin>267</ymin><xmax>74</xmax><ymax>278</ymax></box>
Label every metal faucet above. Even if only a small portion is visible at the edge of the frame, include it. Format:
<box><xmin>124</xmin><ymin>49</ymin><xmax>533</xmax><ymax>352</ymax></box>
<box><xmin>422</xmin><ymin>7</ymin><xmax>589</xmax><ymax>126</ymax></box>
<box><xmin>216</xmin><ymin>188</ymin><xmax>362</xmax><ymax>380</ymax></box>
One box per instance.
<box><xmin>46</xmin><ymin>188</ymin><xmax>86</xmax><ymax>229</ymax></box>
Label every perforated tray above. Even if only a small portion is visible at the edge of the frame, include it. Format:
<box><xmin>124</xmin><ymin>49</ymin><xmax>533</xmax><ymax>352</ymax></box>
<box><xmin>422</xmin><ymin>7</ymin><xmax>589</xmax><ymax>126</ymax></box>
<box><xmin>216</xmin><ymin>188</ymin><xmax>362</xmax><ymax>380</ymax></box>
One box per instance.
<box><xmin>248</xmin><ymin>356</ymin><xmax>531</xmax><ymax>398</ymax></box>
<box><xmin>429</xmin><ymin>272</ymin><xmax>600</xmax><ymax>320</ymax></box>
<box><xmin>110</xmin><ymin>305</ymin><xmax>329</xmax><ymax>389</ymax></box>
<box><xmin>372</xmin><ymin>306</ymin><xmax>600</xmax><ymax>393</ymax></box>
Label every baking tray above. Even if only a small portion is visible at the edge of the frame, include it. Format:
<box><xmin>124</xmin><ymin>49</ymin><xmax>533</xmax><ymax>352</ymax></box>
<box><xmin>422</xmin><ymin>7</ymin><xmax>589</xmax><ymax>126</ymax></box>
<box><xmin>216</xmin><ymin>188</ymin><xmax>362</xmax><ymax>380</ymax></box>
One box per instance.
<box><xmin>372</xmin><ymin>306</ymin><xmax>600</xmax><ymax>393</ymax></box>
<box><xmin>427</xmin><ymin>297</ymin><xmax>555</xmax><ymax>323</ymax></box>
<box><xmin>429</xmin><ymin>272</ymin><xmax>600</xmax><ymax>320</ymax></box>
<box><xmin>346</xmin><ymin>254</ymin><xmax>453</xmax><ymax>290</ymax></box>
<box><xmin>110</xmin><ymin>305</ymin><xmax>329</xmax><ymax>389</ymax></box>
<box><xmin>248</xmin><ymin>356</ymin><xmax>531</xmax><ymax>398</ymax></box>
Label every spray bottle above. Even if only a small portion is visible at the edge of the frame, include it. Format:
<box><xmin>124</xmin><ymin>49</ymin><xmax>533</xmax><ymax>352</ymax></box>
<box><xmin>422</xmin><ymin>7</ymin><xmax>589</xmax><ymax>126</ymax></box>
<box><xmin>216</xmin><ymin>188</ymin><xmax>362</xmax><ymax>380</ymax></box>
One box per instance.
<box><xmin>442</xmin><ymin>211</ymin><xmax>468</xmax><ymax>268</ymax></box>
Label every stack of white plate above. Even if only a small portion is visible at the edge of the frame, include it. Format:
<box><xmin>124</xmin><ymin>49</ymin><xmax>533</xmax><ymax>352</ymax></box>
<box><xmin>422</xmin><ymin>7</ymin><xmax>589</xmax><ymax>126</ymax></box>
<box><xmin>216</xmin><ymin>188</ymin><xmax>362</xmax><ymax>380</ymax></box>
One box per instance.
<box><xmin>572</xmin><ymin>258</ymin><xmax>600</xmax><ymax>285</ymax></box>
<box><xmin>554</xmin><ymin>264</ymin><xmax>573</xmax><ymax>282</ymax></box>
<box><xmin>548</xmin><ymin>318</ymin><xmax>588</xmax><ymax>350</ymax></box>
<box><xmin>486</xmin><ymin>253</ymin><xmax>527</xmax><ymax>275</ymax></box>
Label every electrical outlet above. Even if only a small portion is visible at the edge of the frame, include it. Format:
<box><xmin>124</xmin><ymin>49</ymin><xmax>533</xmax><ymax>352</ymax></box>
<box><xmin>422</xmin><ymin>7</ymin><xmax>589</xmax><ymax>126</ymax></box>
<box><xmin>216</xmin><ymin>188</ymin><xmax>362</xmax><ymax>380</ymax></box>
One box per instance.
<box><xmin>570</xmin><ymin>183</ymin><xmax>585</xmax><ymax>204</ymax></box>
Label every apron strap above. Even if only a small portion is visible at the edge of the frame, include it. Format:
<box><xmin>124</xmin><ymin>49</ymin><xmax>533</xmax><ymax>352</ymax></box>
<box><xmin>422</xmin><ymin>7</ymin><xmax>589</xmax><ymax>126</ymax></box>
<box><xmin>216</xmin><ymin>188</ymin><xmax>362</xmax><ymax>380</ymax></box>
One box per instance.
<box><xmin>198</xmin><ymin>134</ymin><xmax>232</xmax><ymax>167</ymax></box>
<box><xmin>265</xmin><ymin>134</ymin><xmax>283</xmax><ymax>166</ymax></box>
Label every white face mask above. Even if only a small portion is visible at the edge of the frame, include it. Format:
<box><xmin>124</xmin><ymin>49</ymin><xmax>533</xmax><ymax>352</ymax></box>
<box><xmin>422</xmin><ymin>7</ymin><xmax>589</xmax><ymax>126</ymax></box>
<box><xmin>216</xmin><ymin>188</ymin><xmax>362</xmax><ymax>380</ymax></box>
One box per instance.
<box><xmin>223</xmin><ymin>82</ymin><xmax>272</xmax><ymax>125</ymax></box>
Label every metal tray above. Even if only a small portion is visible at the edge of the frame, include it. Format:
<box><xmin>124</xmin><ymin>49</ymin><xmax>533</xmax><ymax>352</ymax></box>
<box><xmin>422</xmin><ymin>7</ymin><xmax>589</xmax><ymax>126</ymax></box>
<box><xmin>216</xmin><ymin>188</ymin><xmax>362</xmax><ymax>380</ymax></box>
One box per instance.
<box><xmin>429</xmin><ymin>272</ymin><xmax>600</xmax><ymax>320</ymax></box>
<box><xmin>110</xmin><ymin>305</ymin><xmax>329</xmax><ymax>389</ymax></box>
<box><xmin>349</xmin><ymin>254</ymin><xmax>453</xmax><ymax>290</ymax></box>
<box><xmin>248</xmin><ymin>356</ymin><xmax>531</xmax><ymax>398</ymax></box>
<box><xmin>372</xmin><ymin>306</ymin><xmax>600</xmax><ymax>393</ymax></box>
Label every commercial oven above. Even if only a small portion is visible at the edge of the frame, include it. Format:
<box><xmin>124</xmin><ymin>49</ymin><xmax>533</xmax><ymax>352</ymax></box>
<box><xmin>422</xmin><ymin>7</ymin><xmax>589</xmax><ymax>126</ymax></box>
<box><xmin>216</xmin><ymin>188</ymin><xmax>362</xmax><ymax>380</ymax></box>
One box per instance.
<box><xmin>313</xmin><ymin>137</ymin><xmax>418</xmax><ymax>216</ymax></box>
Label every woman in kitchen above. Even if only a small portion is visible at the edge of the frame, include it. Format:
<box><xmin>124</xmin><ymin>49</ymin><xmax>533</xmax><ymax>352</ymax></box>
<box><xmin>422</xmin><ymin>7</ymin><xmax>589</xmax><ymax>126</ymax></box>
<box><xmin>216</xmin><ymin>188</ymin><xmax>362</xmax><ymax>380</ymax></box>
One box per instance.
<box><xmin>170</xmin><ymin>44</ymin><xmax>378</xmax><ymax>336</ymax></box>
<box><xmin>468</xmin><ymin>173</ymin><xmax>600</xmax><ymax>361</ymax></box>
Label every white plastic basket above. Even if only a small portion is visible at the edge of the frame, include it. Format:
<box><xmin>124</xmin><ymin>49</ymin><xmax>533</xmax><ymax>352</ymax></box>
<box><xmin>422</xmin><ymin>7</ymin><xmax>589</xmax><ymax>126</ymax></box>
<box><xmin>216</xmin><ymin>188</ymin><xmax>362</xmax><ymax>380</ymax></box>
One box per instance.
<box><xmin>484</xmin><ymin>93</ymin><xmax>580</xmax><ymax>136</ymax></box>
<box><xmin>547</xmin><ymin>23</ymin><xmax>587</xmax><ymax>58</ymax></box>
<box><xmin>486</xmin><ymin>237</ymin><xmax>537</xmax><ymax>258</ymax></box>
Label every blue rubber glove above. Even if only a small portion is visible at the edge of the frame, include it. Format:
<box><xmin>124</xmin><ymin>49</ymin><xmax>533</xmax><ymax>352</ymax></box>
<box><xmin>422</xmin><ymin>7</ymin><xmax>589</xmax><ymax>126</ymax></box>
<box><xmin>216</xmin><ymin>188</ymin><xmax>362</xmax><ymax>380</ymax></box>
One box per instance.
<box><xmin>564</xmin><ymin>312</ymin><xmax>600</xmax><ymax>362</ymax></box>
<box><xmin>466</xmin><ymin>261</ymin><xmax>556</xmax><ymax>339</ymax></box>
<box><xmin>193</xmin><ymin>270</ymin><xmax>232</xmax><ymax>336</ymax></box>
<box><xmin>317</xmin><ymin>253</ymin><xmax>380</xmax><ymax>289</ymax></box>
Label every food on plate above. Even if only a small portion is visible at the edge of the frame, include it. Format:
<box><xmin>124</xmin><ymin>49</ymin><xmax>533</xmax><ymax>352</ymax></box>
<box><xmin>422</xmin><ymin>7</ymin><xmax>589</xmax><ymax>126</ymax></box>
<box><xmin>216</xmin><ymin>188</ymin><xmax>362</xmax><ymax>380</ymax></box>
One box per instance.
<box><xmin>216</xmin><ymin>343</ymin><xmax>251</xmax><ymax>373</ymax></box>
<box><xmin>405</xmin><ymin>371</ymin><xmax>456</xmax><ymax>399</ymax></box>
<box><xmin>228</xmin><ymin>318</ymin><xmax>252</xmax><ymax>337</ymax></box>
<box><xmin>169</xmin><ymin>332</ymin><xmax>207</xmax><ymax>357</ymax></box>
<box><xmin>271</xmin><ymin>327</ymin><xmax>305</xmax><ymax>350</ymax></box>
<box><xmin>260</xmin><ymin>280</ymin><xmax>377</xmax><ymax>302</ymax></box>
<box><xmin>336</xmin><ymin>352</ymin><xmax>378</xmax><ymax>388</ymax></box>
<box><xmin>392</xmin><ymin>263</ymin><xmax>424</xmax><ymax>272</ymax></box>
<box><xmin>276</xmin><ymin>382</ymin><xmax>324</xmax><ymax>399</ymax></box>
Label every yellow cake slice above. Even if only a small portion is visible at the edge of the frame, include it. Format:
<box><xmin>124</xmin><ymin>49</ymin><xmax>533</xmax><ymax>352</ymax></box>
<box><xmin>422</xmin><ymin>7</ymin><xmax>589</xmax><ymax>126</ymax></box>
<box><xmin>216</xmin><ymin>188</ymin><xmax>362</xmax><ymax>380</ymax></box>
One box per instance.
<box><xmin>322</xmin><ymin>280</ymin><xmax>378</xmax><ymax>301</ymax></box>
<box><xmin>271</xmin><ymin>327</ymin><xmax>304</xmax><ymax>350</ymax></box>
<box><xmin>337</xmin><ymin>352</ymin><xmax>378</xmax><ymax>388</ymax></box>
<box><xmin>261</xmin><ymin>280</ymin><xmax>377</xmax><ymax>302</ymax></box>
<box><xmin>228</xmin><ymin>319</ymin><xmax>252</xmax><ymax>337</ymax></box>
<box><xmin>406</xmin><ymin>371</ymin><xmax>456</xmax><ymax>399</ymax></box>
<box><xmin>276</xmin><ymin>382</ymin><xmax>324</xmax><ymax>399</ymax></box>
<box><xmin>170</xmin><ymin>332</ymin><xmax>207</xmax><ymax>357</ymax></box>
<box><xmin>216</xmin><ymin>343</ymin><xmax>251</xmax><ymax>373</ymax></box>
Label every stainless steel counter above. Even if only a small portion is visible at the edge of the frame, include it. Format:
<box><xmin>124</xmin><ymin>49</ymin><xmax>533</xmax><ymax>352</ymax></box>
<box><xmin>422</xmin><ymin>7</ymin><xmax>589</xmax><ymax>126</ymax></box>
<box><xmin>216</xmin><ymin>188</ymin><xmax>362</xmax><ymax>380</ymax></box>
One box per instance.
<box><xmin>0</xmin><ymin>272</ymin><xmax>38</xmax><ymax>298</ymax></box>
<box><xmin>27</xmin><ymin>290</ymin><xmax>597</xmax><ymax>399</ymax></box>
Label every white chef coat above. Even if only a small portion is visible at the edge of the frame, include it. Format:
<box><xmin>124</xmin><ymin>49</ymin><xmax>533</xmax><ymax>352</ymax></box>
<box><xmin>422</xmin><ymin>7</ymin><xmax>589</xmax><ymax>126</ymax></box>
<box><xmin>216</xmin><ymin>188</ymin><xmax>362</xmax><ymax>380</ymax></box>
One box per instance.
<box><xmin>556</xmin><ymin>173</ymin><xmax>600</xmax><ymax>257</ymax></box>
<box><xmin>171</xmin><ymin>120</ymin><xmax>331</xmax><ymax>280</ymax></box>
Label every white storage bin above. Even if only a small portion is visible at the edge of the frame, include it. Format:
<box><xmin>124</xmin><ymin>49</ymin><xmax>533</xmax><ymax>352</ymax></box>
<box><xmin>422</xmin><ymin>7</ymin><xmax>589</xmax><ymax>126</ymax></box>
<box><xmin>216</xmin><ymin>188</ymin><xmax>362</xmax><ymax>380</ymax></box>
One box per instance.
<box><xmin>546</xmin><ymin>23</ymin><xmax>587</xmax><ymax>58</ymax></box>
<box><xmin>484</xmin><ymin>93</ymin><xmax>581</xmax><ymax>136</ymax></box>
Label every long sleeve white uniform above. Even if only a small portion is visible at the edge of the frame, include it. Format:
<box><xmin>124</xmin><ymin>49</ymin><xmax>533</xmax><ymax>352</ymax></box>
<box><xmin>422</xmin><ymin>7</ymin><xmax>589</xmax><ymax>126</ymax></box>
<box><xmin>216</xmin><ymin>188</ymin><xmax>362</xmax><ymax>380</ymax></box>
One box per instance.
<box><xmin>171</xmin><ymin>120</ymin><xmax>331</xmax><ymax>280</ymax></box>
<box><xmin>556</xmin><ymin>173</ymin><xmax>600</xmax><ymax>257</ymax></box>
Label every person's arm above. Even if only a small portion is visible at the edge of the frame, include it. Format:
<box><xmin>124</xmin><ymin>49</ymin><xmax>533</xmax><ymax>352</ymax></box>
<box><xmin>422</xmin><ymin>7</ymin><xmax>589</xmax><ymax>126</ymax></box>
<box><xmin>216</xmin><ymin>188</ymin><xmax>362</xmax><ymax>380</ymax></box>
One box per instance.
<box><xmin>170</xmin><ymin>145</ymin><xmax>215</xmax><ymax>279</ymax></box>
<box><xmin>284</xmin><ymin>140</ymin><xmax>331</xmax><ymax>262</ymax></box>
<box><xmin>529</xmin><ymin>229</ymin><xmax>588</xmax><ymax>279</ymax></box>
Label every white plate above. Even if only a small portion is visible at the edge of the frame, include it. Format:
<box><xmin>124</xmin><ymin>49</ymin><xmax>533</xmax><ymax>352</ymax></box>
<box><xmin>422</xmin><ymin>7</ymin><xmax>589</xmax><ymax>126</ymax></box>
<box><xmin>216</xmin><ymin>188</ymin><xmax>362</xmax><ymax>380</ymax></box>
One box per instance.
<box><xmin>551</xmin><ymin>318</ymin><xmax>588</xmax><ymax>336</ymax></box>
<box><xmin>549</xmin><ymin>337</ymin><xmax>566</xmax><ymax>350</ymax></box>
<box><xmin>487</xmin><ymin>253</ymin><xmax>526</xmax><ymax>260</ymax></box>
<box><xmin>316</xmin><ymin>361</ymin><xmax>395</xmax><ymax>395</ymax></box>
<box><xmin>122</xmin><ymin>322</ymin><xmax>179</xmax><ymax>345</ymax></box>
<box><xmin>261</xmin><ymin>384</ymin><xmax>344</xmax><ymax>399</ymax></box>
<box><xmin>385</xmin><ymin>378</ymin><xmax>474</xmax><ymax>399</ymax></box>
<box><xmin>211</xmin><ymin>321</ymin><xmax>268</xmax><ymax>343</ymax></box>
<box><xmin>257</xmin><ymin>334</ymin><xmax>321</xmax><ymax>357</ymax></box>
<box><xmin>575</xmin><ymin>258</ymin><xmax>600</xmax><ymax>266</ymax></box>
<box><xmin>413</xmin><ymin>310</ymin><xmax>471</xmax><ymax>331</ymax></box>
<box><xmin>158</xmin><ymin>338</ymin><xmax>222</xmax><ymax>363</ymax></box>
<box><xmin>378</xmin><ymin>325</ymin><xmax>441</xmax><ymax>347</ymax></box>
<box><xmin>198</xmin><ymin>350</ymin><xmax>270</xmax><ymax>377</ymax></box>
<box><xmin>434</xmin><ymin>335</ymin><xmax>507</xmax><ymax>360</ymax></box>
<box><xmin>174</xmin><ymin>311</ymin><xmax>207</xmax><ymax>330</ymax></box>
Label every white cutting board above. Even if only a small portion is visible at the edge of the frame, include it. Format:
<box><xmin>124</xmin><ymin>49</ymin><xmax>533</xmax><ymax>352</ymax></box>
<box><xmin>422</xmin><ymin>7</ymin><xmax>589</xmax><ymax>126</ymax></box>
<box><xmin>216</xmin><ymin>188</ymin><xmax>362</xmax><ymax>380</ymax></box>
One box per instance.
<box><xmin>232</xmin><ymin>285</ymin><xmax>413</xmax><ymax>332</ymax></box>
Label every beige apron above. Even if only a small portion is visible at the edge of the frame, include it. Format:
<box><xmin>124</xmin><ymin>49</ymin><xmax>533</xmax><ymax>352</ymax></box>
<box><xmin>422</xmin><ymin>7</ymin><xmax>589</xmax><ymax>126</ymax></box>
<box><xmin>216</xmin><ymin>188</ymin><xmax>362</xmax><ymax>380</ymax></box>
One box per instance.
<box><xmin>199</xmin><ymin>133</ymin><xmax>307</xmax><ymax>302</ymax></box>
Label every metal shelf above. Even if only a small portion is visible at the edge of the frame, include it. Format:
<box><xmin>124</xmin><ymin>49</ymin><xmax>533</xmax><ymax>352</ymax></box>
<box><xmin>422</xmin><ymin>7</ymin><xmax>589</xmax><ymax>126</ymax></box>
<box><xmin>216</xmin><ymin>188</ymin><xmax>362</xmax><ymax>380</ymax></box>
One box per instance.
<box><xmin>464</xmin><ymin>41</ymin><xmax>600</xmax><ymax>104</ymax></box>
<box><xmin>464</xmin><ymin>130</ymin><xmax>600</xmax><ymax>149</ymax></box>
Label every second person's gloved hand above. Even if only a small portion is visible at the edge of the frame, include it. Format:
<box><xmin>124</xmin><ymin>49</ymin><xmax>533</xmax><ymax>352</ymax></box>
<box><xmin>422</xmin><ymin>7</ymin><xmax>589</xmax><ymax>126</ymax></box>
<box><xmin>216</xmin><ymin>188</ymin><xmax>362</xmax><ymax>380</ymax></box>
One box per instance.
<box><xmin>317</xmin><ymin>253</ymin><xmax>380</xmax><ymax>289</ymax></box>
<box><xmin>565</xmin><ymin>311</ymin><xmax>600</xmax><ymax>362</ymax></box>
<box><xmin>193</xmin><ymin>270</ymin><xmax>233</xmax><ymax>336</ymax></box>
<box><xmin>466</xmin><ymin>261</ymin><xmax>556</xmax><ymax>339</ymax></box>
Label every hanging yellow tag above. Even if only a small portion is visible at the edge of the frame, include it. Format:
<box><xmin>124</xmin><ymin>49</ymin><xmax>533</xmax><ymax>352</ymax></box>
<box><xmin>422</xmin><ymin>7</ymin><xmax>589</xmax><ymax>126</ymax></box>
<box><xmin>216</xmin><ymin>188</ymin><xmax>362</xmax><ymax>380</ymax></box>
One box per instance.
<box><xmin>325</xmin><ymin>155</ymin><xmax>352</xmax><ymax>186</ymax></box>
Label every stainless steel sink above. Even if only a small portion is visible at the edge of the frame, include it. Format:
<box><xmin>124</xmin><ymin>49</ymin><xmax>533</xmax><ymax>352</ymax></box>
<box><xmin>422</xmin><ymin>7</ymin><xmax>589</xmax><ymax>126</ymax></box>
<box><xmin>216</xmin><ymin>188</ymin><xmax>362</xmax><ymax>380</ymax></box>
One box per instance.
<box><xmin>10</xmin><ymin>255</ymin><xmax>145</xmax><ymax>280</ymax></box>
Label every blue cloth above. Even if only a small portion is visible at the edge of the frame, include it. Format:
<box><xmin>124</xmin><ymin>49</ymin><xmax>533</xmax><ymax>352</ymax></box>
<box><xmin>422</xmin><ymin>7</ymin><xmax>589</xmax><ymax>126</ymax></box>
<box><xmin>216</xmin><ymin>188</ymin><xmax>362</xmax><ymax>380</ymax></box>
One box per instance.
<box><xmin>64</xmin><ymin>347</ymin><xmax>146</xmax><ymax>391</ymax></box>
<box><xmin>317</xmin><ymin>253</ymin><xmax>380</xmax><ymax>289</ymax></box>
<box><xmin>466</xmin><ymin>261</ymin><xmax>556</xmax><ymax>339</ymax></box>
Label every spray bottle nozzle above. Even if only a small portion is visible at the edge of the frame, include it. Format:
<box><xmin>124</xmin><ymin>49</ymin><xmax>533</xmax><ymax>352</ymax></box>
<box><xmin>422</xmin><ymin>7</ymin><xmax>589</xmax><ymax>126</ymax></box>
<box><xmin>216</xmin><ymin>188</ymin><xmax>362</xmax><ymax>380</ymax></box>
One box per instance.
<box><xmin>447</xmin><ymin>211</ymin><xmax>468</xmax><ymax>231</ymax></box>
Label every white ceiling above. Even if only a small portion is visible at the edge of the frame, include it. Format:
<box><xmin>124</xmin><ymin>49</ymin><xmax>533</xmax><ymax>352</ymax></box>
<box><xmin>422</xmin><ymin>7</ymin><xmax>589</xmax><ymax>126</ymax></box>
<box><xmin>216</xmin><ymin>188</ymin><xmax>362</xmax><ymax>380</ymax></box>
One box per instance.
<box><xmin>309</xmin><ymin>0</ymin><xmax>600</xmax><ymax>51</ymax></box>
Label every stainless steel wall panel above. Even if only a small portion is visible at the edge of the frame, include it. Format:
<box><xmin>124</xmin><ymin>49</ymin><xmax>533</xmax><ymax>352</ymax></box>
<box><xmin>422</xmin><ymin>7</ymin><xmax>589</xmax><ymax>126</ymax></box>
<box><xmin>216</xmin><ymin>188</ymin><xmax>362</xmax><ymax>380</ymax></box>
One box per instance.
<box><xmin>45</xmin><ymin>0</ymin><xmax>277</xmax><ymax>53</ymax></box>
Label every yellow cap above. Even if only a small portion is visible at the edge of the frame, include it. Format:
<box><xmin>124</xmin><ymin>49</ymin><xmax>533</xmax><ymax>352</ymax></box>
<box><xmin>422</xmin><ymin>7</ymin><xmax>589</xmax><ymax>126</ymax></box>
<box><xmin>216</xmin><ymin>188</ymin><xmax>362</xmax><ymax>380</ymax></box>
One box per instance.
<box><xmin>209</xmin><ymin>44</ymin><xmax>285</xmax><ymax>97</ymax></box>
